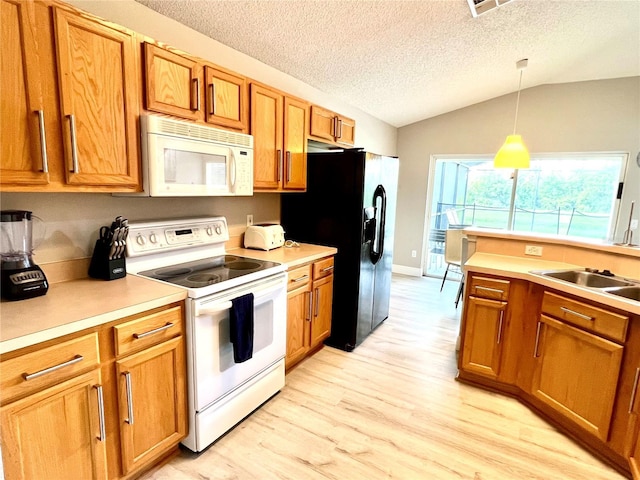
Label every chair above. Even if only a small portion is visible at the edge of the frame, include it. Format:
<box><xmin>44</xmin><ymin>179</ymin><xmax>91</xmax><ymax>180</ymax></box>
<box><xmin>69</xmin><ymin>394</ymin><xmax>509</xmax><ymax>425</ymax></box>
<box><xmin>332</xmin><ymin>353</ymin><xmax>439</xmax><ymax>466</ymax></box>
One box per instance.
<box><xmin>439</xmin><ymin>228</ymin><xmax>464</xmax><ymax>294</ymax></box>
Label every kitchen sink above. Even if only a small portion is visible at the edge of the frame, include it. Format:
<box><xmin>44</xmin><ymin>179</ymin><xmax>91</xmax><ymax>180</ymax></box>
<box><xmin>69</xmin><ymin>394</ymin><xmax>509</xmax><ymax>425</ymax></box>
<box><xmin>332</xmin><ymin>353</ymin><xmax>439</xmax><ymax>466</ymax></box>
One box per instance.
<box><xmin>535</xmin><ymin>270</ymin><xmax>633</xmax><ymax>288</ymax></box>
<box><xmin>602</xmin><ymin>286</ymin><xmax>640</xmax><ymax>301</ymax></box>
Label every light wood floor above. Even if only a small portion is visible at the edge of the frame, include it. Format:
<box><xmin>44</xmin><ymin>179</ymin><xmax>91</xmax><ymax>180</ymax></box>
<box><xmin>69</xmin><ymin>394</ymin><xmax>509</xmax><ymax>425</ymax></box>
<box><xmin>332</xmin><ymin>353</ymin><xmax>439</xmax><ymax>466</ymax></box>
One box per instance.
<box><xmin>144</xmin><ymin>274</ymin><xmax>625</xmax><ymax>479</ymax></box>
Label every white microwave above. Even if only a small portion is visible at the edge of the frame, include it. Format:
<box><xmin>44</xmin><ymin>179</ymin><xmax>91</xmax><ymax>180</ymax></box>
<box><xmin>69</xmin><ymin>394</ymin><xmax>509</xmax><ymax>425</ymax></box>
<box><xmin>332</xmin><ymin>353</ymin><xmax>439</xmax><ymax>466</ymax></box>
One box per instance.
<box><xmin>137</xmin><ymin>114</ymin><xmax>253</xmax><ymax>197</ymax></box>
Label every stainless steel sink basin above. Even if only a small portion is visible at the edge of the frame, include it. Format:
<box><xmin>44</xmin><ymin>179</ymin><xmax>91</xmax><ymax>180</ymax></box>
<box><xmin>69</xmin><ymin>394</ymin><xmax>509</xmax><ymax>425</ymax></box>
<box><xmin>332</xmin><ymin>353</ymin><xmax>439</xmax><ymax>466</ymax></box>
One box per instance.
<box><xmin>602</xmin><ymin>286</ymin><xmax>640</xmax><ymax>301</ymax></box>
<box><xmin>535</xmin><ymin>270</ymin><xmax>633</xmax><ymax>288</ymax></box>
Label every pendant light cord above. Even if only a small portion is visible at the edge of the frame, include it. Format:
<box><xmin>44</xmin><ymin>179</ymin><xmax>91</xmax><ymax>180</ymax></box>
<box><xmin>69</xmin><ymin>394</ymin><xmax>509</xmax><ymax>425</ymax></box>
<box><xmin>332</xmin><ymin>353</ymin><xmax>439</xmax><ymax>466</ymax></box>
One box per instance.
<box><xmin>512</xmin><ymin>68</ymin><xmax>523</xmax><ymax>135</ymax></box>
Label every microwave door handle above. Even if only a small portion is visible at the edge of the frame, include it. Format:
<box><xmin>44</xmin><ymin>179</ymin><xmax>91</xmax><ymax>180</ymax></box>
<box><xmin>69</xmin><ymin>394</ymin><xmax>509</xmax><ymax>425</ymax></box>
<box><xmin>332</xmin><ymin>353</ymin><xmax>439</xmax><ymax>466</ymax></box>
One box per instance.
<box><xmin>195</xmin><ymin>301</ymin><xmax>233</xmax><ymax>317</ymax></box>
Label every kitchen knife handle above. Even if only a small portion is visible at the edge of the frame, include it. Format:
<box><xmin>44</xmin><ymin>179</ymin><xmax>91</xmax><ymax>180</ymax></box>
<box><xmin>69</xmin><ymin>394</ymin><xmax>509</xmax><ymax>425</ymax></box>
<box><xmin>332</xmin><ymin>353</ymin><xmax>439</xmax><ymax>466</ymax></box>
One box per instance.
<box><xmin>95</xmin><ymin>385</ymin><xmax>106</xmax><ymax>441</ymax></box>
<box><xmin>123</xmin><ymin>371</ymin><xmax>134</xmax><ymax>425</ymax></box>
<box><xmin>629</xmin><ymin>367</ymin><xmax>640</xmax><ymax>414</ymax></box>
<box><xmin>36</xmin><ymin>110</ymin><xmax>49</xmax><ymax>173</ymax></box>
<box><xmin>132</xmin><ymin>322</ymin><xmax>174</xmax><ymax>339</ymax></box>
<box><xmin>277</xmin><ymin>150</ymin><xmax>283</xmax><ymax>181</ymax></box>
<box><xmin>23</xmin><ymin>354</ymin><xmax>84</xmax><ymax>380</ymax></box>
<box><xmin>533</xmin><ymin>321</ymin><xmax>542</xmax><ymax>358</ymax></box>
<box><xmin>208</xmin><ymin>83</ymin><xmax>216</xmax><ymax>115</ymax></box>
<box><xmin>68</xmin><ymin>114</ymin><xmax>79</xmax><ymax>173</ymax></box>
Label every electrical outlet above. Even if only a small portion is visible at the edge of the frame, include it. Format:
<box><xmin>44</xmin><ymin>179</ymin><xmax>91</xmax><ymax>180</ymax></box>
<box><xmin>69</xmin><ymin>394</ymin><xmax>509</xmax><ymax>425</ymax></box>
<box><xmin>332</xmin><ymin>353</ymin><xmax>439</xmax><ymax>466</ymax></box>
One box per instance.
<box><xmin>525</xmin><ymin>245</ymin><xmax>543</xmax><ymax>256</ymax></box>
<box><xmin>631</xmin><ymin>219</ymin><xmax>639</xmax><ymax>230</ymax></box>
<box><xmin>246</xmin><ymin>214</ymin><xmax>253</xmax><ymax>226</ymax></box>
<box><xmin>411</xmin><ymin>250</ymin><xmax>417</xmax><ymax>258</ymax></box>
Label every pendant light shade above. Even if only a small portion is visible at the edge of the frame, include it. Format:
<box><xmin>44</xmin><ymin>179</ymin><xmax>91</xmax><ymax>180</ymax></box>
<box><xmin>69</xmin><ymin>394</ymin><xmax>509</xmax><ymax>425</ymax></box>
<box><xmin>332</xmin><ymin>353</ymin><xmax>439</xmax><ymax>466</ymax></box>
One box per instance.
<box><xmin>494</xmin><ymin>59</ymin><xmax>530</xmax><ymax>169</ymax></box>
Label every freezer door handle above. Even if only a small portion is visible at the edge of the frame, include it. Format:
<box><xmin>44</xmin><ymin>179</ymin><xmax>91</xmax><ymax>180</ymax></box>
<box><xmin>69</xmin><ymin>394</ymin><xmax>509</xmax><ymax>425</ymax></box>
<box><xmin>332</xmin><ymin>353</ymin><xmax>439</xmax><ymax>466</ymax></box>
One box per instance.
<box><xmin>370</xmin><ymin>184</ymin><xmax>387</xmax><ymax>265</ymax></box>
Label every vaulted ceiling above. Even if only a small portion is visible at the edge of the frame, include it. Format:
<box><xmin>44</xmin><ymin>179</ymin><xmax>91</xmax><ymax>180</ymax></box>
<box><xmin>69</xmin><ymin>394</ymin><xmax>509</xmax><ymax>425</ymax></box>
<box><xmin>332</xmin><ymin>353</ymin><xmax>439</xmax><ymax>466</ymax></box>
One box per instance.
<box><xmin>135</xmin><ymin>0</ymin><xmax>640</xmax><ymax>127</ymax></box>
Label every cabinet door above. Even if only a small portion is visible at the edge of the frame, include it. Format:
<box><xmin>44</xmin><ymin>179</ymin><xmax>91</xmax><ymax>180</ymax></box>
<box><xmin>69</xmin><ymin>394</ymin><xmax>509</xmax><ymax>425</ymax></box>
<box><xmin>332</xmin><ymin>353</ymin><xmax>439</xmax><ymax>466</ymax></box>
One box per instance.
<box><xmin>204</xmin><ymin>66</ymin><xmax>247</xmax><ymax>130</ymax></box>
<box><xmin>54</xmin><ymin>9</ymin><xmax>139</xmax><ymax>187</ymax></box>
<box><xmin>116</xmin><ymin>336</ymin><xmax>187</xmax><ymax>475</ymax></box>
<box><xmin>531</xmin><ymin>314</ymin><xmax>623</xmax><ymax>441</ymax></box>
<box><xmin>144</xmin><ymin>43</ymin><xmax>200</xmax><ymax>120</ymax></box>
<box><xmin>251</xmin><ymin>84</ymin><xmax>283</xmax><ymax>190</ymax></box>
<box><xmin>286</xmin><ymin>286</ymin><xmax>311</xmax><ymax>369</ymax></box>
<box><xmin>310</xmin><ymin>275</ymin><xmax>333</xmax><ymax>348</ymax></box>
<box><xmin>336</xmin><ymin>115</ymin><xmax>355</xmax><ymax>147</ymax></box>
<box><xmin>0</xmin><ymin>370</ymin><xmax>108</xmax><ymax>480</ymax></box>
<box><xmin>632</xmin><ymin>426</ymin><xmax>640</xmax><ymax>480</ymax></box>
<box><xmin>460</xmin><ymin>296</ymin><xmax>507</xmax><ymax>379</ymax></box>
<box><xmin>309</xmin><ymin>105</ymin><xmax>335</xmax><ymax>142</ymax></box>
<box><xmin>283</xmin><ymin>97</ymin><xmax>308</xmax><ymax>190</ymax></box>
<box><xmin>1</xmin><ymin>0</ymin><xmax>49</xmax><ymax>185</ymax></box>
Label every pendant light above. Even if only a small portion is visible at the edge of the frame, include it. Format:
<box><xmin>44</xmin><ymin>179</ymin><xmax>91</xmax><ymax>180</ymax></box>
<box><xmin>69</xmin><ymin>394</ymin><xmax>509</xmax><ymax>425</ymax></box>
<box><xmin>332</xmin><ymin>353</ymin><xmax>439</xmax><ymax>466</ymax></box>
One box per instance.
<box><xmin>494</xmin><ymin>58</ymin><xmax>530</xmax><ymax>169</ymax></box>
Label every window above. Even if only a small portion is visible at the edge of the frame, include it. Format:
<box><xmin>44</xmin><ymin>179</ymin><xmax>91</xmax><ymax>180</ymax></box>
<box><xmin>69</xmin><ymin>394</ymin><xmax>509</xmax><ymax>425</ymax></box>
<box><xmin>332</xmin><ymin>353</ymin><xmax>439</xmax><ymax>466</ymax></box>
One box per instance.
<box><xmin>426</xmin><ymin>152</ymin><xmax>628</xmax><ymax>277</ymax></box>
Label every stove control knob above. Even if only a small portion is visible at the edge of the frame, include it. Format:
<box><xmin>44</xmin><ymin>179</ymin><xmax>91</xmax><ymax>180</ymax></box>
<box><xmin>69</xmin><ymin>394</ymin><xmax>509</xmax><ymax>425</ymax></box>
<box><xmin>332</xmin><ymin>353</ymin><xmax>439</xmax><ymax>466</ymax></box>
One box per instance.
<box><xmin>149</xmin><ymin>233</ymin><xmax>158</xmax><ymax>244</ymax></box>
<box><xmin>206</xmin><ymin>226</ymin><xmax>214</xmax><ymax>236</ymax></box>
<box><xmin>136</xmin><ymin>234</ymin><xmax>147</xmax><ymax>246</ymax></box>
<box><xmin>215</xmin><ymin>224</ymin><xmax>222</xmax><ymax>235</ymax></box>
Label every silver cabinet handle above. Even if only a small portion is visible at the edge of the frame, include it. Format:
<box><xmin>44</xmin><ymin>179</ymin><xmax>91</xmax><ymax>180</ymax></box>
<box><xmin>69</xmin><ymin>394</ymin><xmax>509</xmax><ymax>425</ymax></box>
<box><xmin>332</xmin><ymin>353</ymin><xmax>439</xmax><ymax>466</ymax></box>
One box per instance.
<box><xmin>306</xmin><ymin>291</ymin><xmax>312</xmax><ymax>321</ymax></box>
<box><xmin>338</xmin><ymin>119</ymin><xmax>343</xmax><ymax>138</ymax></box>
<box><xmin>68</xmin><ymin>114</ymin><xmax>79</xmax><ymax>173</ymax></box>
<box><xmin>292</xmin><ymin>274</ymin><xmax>309</xmax><ymax>283</ymax></box>
<box><xmin>560</xmin><ymin>306</ymin><xmax>593</xmax><ymax>322</ymax></box>
<box><xmin>208</xmin><ymin>83</ymin><xmax>216</xmax><ymax>115</ymax></box>
<box><xmin>192</xmin><ymin>78</ymin><xmax>201</xmax><ymax>111</ymax></box>
<box><xmin>95</xmin><ymin>385</ymin><xmax>106</xmax><ymax>441</ymax></box>
<box><xmin>321</xmin><ymin>265</ymin><xmax>334</xmax><ymax>273</ymax></box>
<box><xmin>277</xmin><ymin>150</ymin><xmax>283</xmax><ymax>181</ymax></box>
<box><xmin>475</xmin><ymin>285</ymin><xmax>504</xmax><ymax>295</ymax></box>
<box><xmin>132</xmin><ymin>322</ymin><xmax>174</xmax><ymax>339</ymax></box>
<box><xmin>314</xmin><ymin>288</ymin><xmax>320</xmax><ymax>317</ymax></box>
<box><xmin>286</xmin><ymin>151</ymin><xmax>292</xmax><ymax>182</ymax></box>
<box><xmin>496</xmin><ymin>310</ymin><xmax>504</xmax><ymax>344</ymax></box>
<box><xmin>629</xmin><ymin>367</ymin><xmax>640</xmax><ymax>414</ymax></box>
<box><xmin>533</xmin><ymin>321</ymin><xmax>542</xmax><ymax>358</ymax></box>
<box><xmin>23</xmin><ymin>354</ymin><xmax>84</xmax><ymax>380</ymax></box>
<box><xmin>331</xmin><ymin>116</ymin><xmax>337</xmax><ymax>137</ymax></box>
<box><xmin>123</xmin><ymin>371</ymin><xmax>134</xmax><ymax>425</ymax></box>
<box><xmin>36</xmin><ymin>110</ymin><xmax>48</xmax><ymax>173</ymax></box>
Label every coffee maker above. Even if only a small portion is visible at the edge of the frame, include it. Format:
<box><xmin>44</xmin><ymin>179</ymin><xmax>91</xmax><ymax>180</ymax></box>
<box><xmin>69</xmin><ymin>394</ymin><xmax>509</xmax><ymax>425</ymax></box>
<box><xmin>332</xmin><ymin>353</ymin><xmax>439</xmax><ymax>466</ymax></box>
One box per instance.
<box><xmin>1</xmin><ymin>210</ymin><xmax>48</xmax><ymax>300</ymax></box>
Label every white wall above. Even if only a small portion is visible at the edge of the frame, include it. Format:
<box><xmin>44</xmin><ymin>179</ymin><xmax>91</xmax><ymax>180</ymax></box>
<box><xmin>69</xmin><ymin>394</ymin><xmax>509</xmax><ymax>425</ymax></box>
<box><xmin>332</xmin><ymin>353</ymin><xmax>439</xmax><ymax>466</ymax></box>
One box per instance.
<box><xmin>395</xmin><ymin>77</ymin><xmax>640</xmax><ymax>272</ymax></box>
<box><xmin>0</xmin><ymin>0</ymin><xmax>397</xmax><ymax>265</ymax></box>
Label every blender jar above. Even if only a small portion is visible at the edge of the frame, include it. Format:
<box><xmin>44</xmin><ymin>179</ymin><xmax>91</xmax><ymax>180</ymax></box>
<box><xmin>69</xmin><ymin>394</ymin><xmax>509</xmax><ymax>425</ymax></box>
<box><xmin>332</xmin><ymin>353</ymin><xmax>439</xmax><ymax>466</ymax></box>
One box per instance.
<box><xmin>1</xmin><ymin>210</ymin><xmax>37</xmax><ymax>270</ymax></box>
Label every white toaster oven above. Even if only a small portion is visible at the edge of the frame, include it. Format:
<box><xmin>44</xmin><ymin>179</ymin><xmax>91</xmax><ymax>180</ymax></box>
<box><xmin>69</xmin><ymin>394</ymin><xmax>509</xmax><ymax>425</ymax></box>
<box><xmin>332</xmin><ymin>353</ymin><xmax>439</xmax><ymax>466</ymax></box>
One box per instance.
<box><xmin>244</xmin><ymin>224</ymin><xmax>285</xmax><ymax>250</ymax></box>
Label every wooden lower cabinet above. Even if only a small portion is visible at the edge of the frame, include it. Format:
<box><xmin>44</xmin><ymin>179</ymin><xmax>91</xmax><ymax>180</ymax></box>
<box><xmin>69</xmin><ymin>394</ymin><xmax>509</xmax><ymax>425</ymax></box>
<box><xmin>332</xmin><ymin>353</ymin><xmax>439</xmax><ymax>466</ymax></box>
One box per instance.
<box><xmin>285</xmin><ymin>256</ymin><xmax>334</xmax><ymax>369</ymax></box>
<box><xmin>0</xmin><ymin>370</ymin><xmax>108</xmax><ymax>480</ymax></box>
<box><xmin>531</xmin><ymin>314</ymin><xmax>623</xmax><ymax>441</ymax></box>
<box><xmin>632</xmin><ymin>427</ymin><xmax>640</xmax><ymax>479</ymax></box>
<box><xmin>0</xmin><ymin>302</ymin><xmax>187</xmax><ymax>480</ymax></box>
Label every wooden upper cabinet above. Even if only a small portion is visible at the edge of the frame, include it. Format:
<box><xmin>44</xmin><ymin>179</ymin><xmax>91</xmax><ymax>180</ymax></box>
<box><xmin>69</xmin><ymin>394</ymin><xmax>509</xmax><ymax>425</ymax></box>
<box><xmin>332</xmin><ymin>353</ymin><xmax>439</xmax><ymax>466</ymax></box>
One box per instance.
<box><xmin>144</xmin><ymin>43</ymin><xmax>201</xmax><ymax>121</ymax></box>
<box><xmin>251</xmin><ymin>83</ymin><xmax>283</xmax><ymax>190</ymax></box>
<box><xmin>204</xmin><ymin>66</ymin><xmax>248</xmax><ymax>130</ymax></box>
<box><xmin>1</xmin><ymin>0</ymin><xmax>49</xmax><ymax>186</ymax></box>
<box><xmin>54</xmin><ymin>8</ymin><xmax>140</xmax><ymax>187</ymax></box>
<box><xmin>309</xmin><ymin>105</ymin><xmax>355</xmax><ymax>147</ymax></box>
<box><xmin>283</xmin><ymin>97</ymin><xmax>308</xmax><ymax>190</ymax></box>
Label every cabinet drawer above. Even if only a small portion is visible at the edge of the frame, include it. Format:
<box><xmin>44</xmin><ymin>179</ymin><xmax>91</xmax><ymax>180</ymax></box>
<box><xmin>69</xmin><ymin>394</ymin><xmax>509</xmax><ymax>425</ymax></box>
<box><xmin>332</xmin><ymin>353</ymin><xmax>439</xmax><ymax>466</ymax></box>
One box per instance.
<box><xmin>114</xmin><ymin>305</ymin><xmax>183</xmax><ymax>357</ymax></box>
<box><xmin>313</xmin><ymin>256</ymin><xmax>335</xmax><ymax>280</ymax></box>
<box><xmin>287</xmin><ymin>264</ymin><xmax>312</xmax><ymax>291</ymax></box>
<box><xmin>469</xmin><ymin>276</ymin><xmax>510</xmax><ymax>301</ymax></box>
<box><xmin>541</xmin><ymin>292</ymin><xmax>628</xmax><ymax>343</ymax></box>
<box><xmin>1</xmin><ymin>333</ymin><xmax>100</xmax><ymax>404</ymax></box>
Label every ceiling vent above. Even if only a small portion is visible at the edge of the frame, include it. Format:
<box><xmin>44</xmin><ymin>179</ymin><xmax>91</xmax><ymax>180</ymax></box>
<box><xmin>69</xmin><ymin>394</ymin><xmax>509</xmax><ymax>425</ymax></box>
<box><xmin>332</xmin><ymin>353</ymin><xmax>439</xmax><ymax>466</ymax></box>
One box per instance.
<box><xmin>467</xmin><ymin>0</ymin><xmax>514</xmax><ymax>17</ymax></box>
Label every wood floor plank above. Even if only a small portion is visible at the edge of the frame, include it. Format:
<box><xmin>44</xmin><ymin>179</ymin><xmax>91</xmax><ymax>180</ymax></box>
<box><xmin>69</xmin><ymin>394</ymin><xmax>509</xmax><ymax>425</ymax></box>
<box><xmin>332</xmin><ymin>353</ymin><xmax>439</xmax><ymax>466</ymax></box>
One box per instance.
<box><xmin>143</xmin><ymin>275</ymin><xmax>625</xmax><ymax>480</ymax></box>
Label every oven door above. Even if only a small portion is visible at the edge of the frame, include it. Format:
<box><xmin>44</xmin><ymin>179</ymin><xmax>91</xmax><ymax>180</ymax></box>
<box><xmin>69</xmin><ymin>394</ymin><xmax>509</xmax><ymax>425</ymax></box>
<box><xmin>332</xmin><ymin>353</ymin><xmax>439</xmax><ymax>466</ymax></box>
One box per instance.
<box><xmin>187</xmin><ymin>273</ymin><xmax>286</xmax><ymax>412</ymax></box>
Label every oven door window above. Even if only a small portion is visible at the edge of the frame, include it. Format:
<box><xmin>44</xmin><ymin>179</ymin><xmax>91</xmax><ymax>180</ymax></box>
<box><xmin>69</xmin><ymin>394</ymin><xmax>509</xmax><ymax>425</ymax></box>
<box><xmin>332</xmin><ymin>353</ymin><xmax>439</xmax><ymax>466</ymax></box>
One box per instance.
<box><xmin>191</xmin><ymin>275</ymin><xmax>286</xmax><ymax>411</ymax></box>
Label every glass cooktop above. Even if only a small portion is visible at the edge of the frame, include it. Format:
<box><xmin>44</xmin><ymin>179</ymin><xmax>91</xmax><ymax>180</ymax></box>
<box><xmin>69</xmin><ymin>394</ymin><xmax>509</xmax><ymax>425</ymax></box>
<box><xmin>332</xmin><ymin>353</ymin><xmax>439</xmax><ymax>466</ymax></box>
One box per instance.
<box><xmin>137</xmin><ymin>254</ymin><xmax>281</xmax><ymax>289</ymax></box>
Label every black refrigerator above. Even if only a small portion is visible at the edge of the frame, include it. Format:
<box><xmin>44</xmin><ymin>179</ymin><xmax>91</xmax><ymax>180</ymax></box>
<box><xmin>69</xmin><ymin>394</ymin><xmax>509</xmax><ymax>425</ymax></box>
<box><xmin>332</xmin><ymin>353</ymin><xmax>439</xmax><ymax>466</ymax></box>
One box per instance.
<box><xmin>281</xmin><ymin>149</ymin><xmax>399</xmax><ymax>351</ymax></box>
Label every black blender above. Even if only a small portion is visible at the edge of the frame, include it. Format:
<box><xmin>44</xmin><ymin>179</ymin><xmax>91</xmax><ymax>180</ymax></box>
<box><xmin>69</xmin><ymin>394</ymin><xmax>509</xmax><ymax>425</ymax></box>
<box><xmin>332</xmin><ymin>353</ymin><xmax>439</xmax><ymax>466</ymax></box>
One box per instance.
<box><xmin>1</xmin><ymin>210</ymin><xmax>48</xmax><ymax>300</ymax></box>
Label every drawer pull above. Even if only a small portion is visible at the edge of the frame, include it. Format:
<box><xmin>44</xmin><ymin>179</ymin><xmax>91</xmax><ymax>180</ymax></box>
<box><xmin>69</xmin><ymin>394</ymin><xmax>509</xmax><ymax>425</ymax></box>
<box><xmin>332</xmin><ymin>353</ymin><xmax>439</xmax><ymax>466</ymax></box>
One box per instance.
<box><xmin>629</xmin><ymin>367</ymin><xmax>640</xmax><ymax>414</ymax></box>
<box><xmin>560</xmin><ymin>306</ymin><xmax>593</xmax><ymax>322</ymax></box>
<box><xmin>22</xmin><ymin>354</ymin><xmax>84</xmax><ymax>380</ymax></box>
<box><xmin>474</xmin><ymin>285</ymin><xmax>504</xmax><ymax>295</ymax></box>
<box><xmin>320</xmin><ymin>265</ymin><xmax>334</xmax><ymax>273</ymax></box>
<box><xmin>133</xmin><ymin>322</ymin><xmax>174</xmax><ymax>339</ymax></box>
<box><xmin>95</xmin><ymin>385</ymin><xmax>106</xmax><ymax>441</ymax></box>
<box><xmin>292</xmin><ymin>274</ymin><xmax>309</xmax><ymax>283</ymax></box>
<box><xmin>124</xmin><ymin>371</ymin><xmax>134</xmax><ymax>425</ymax></box>
<box><xmin>497</xmin><ymin>310</ymin><xmax>504</xmax><ymax>344</ymax></box>
<box><xmin>533</xmin><ymin>321</ymin><xmax>542</xmax><ymax>358</ymax></box>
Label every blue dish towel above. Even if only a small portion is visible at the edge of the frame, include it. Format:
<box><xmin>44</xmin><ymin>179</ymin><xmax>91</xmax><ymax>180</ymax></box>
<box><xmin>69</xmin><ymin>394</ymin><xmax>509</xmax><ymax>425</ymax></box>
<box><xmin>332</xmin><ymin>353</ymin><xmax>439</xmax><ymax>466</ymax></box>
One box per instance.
<box><xmin>229</xmin><ymin>293</ymin><xmax>254</xmax><ymax>363</ymax></box>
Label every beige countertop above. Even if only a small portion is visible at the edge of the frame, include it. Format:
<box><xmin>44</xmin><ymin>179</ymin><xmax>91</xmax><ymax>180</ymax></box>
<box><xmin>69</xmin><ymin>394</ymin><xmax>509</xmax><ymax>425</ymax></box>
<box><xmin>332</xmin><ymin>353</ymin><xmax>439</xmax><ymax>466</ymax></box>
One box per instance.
<box><xmin>465</xmin><ymin>252</ymin><xmax>640</xmax><ymax>315</ymax></box>
<box><xmin>0</xmin><ymin>243</ymin><xmax>336</xmax><ymax>355</ymax></box>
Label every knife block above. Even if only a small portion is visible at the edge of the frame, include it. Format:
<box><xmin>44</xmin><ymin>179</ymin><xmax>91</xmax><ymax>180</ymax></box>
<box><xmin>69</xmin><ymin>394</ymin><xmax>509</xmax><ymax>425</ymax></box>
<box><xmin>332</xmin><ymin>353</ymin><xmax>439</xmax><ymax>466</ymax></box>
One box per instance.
<box><xmin>88</xmin><ymin>239</ymin><xmax>126</xmax><ymax>280</ymax></box>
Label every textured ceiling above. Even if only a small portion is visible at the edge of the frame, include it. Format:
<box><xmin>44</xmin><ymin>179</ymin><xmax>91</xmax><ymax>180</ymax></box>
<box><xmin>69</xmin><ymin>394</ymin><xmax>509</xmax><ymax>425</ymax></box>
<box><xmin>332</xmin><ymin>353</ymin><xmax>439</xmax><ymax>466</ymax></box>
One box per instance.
<box><xmin>135</xmin><ymin>0</ymin><xmax>640</xmax><ymax>127</ymax></box>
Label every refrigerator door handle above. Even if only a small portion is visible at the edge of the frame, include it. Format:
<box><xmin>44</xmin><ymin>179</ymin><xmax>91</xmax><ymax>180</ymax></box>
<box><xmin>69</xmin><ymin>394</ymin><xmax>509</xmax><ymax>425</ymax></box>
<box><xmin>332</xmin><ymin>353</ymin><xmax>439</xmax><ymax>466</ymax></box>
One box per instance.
<box><xmin>370</xmin><ymin>184</ymin><xmax>387</xmax><ymax>265</ymax></box>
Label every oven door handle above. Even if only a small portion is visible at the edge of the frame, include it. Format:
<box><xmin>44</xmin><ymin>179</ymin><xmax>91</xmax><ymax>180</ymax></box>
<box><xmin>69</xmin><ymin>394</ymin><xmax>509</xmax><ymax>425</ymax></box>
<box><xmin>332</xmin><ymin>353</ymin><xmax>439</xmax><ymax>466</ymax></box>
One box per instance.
<box><xmin>195</xmin><ymin>301</ymin><xmax>233</xmax><ymax>317</ymax></box>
